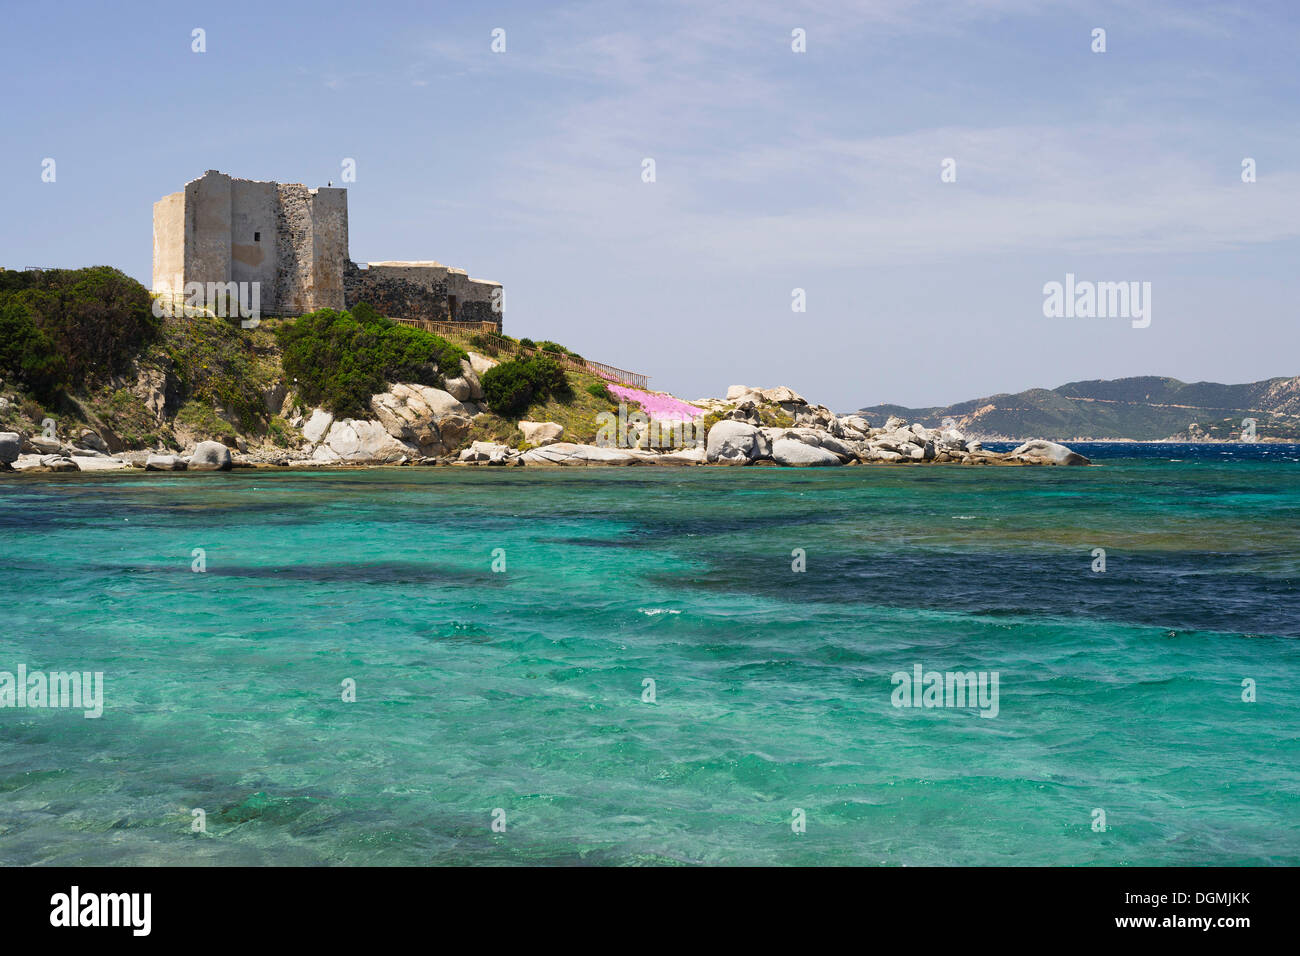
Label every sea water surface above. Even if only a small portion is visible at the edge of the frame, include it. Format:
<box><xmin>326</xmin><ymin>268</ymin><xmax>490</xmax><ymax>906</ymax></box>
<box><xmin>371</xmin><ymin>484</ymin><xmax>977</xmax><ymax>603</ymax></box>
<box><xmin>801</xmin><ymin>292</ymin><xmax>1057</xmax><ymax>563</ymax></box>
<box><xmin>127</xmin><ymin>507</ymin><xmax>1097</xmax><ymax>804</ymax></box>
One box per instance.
<box><xmin>1</xmin><ymin>445</ymin><xmax>1298</xmax><ymax>865</ymax></box>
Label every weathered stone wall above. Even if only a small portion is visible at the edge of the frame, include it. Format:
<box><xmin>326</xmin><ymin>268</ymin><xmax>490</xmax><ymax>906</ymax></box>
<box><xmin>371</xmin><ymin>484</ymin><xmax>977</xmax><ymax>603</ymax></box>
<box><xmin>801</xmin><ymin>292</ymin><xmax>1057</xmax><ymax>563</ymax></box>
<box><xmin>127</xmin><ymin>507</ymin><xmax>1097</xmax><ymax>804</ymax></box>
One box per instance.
<box><xmin>275</xmin><ymin>184</ymin><xmax>314</xmax><ymax>313</ymax></box>
<box><xmin>153</xmin><ymin>171</ymin><xmax>496</xmax><ymax>323</ymax></box>
<box><xmin>343</xmin><ymin>260</ymin><xmax>501</xmax><ymax>329</ymax></box>
<box><xmin>151</xmin><ymin>192</ymin><xmax>186</xmax><ymax>294</ymax></box>
<box><xmin>310</xmin><ymin>187</ymin><xmax>348</xmax><ymax>311</ymax></box>
<box><xmin>185</xmin><ymin>170</ymin><xmax>232</xmax><ymax>290</ymax></box>
<box><xmin>230</xmin><ymin>178</ymin><xmax>280</xmax><ymax>312</ymax></box>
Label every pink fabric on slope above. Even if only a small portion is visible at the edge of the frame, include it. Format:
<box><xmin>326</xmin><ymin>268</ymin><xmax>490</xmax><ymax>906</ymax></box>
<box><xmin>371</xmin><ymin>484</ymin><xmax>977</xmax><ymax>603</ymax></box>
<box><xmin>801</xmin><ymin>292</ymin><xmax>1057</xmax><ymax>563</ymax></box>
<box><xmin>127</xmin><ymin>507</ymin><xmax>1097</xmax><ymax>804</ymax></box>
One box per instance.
<box><xmin>607</xmin><ymin>385</ymin><xmax>703</xmax><ymax>422</ymax></box>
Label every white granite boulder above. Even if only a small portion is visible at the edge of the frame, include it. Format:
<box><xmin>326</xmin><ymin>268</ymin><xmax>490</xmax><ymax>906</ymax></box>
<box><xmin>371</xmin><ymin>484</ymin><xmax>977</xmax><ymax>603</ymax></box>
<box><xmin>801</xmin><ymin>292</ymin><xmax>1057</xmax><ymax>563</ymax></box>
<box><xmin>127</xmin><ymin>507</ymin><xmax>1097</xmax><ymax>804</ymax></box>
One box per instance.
<box><xmin>518</xmin><ymin>420</ymin><xmax>564</xmax><ymax>446</ymax></box>
<box><xmin>1011</xmin><ymin>439</ymin><xmax>1090</xmax><ymax>465</ymax></box>
<box><xmin>771</xmin><ymin>438</ymin><xmax>841</xmax><ymax>466</ymax></box>
<box><xmin>302</xmin><ymin>409</ymin><xmax>334</xmax><ymax>444</ymax></box>
<box><xmin>311</xmin><ymin>419</ymin><xmax>415</xmax><ymax>463</ymax></box>
<box><xmin>145</xmin><ymin>454</ymin><xmax>187</xmax><ymax>471</ymax></box>
<box><xmin>706</xmin><ymin>421</ymin><xmax>771</xmax><ymax>464</ymax></box>
<box><xmin>522</xmin><ymin>442</ymin><xmax>638</xmax><ymax>465</ymax></box>
<box><xmin>188</xmin><ymin>441</ymin><xmax>232</xmax><ymax>471</ymax></box>
<box><xmin>369</xmin><ymin>384</ymin><xmax>473</xmax><ymax>457</ymax></box>
<box><xmin>459</xmin><ymin>441</ymin><xmax>512</xmax><ymax>464</ymax></box>
<box><xmin>38</xmin><ymin>455</ymin><xmax>80</xmax><ymax>472</ymax></box>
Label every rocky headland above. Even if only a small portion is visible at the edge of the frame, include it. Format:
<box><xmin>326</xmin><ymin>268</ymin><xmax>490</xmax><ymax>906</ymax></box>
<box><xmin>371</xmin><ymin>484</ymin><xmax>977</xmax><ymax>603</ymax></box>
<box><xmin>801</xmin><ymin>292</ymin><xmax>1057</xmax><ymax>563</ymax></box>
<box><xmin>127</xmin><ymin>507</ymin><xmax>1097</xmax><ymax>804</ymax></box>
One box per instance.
<box><xmin>0</xmin><ymin>370</ymin><xmax>1089</xmax><ymax>473</ymax></box>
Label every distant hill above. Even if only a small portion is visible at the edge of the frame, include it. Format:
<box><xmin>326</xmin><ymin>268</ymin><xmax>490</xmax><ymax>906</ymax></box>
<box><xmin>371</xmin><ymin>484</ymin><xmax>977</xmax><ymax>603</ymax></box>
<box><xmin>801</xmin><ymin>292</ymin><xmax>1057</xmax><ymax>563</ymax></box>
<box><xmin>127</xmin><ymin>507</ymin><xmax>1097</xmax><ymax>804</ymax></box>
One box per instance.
<box><xmin>857</xmin><ymin>375</ymin><xmax>1300</xmax><ymax>441</ymax></box>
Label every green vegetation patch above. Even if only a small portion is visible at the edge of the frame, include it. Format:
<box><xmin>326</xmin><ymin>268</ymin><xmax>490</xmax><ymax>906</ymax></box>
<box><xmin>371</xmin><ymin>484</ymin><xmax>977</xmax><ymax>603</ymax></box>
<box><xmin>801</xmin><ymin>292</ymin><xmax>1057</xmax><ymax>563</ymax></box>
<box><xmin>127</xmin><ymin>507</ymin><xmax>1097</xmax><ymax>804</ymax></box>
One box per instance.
<box><xmin>276</xmin><ymin>303</ymin><xmax>467</xmax><ymax>418</ymax></box>
<box><xmin>0</xmin><ymin>266</ymin><xmax>158</xmax><ymax>402</ymax></box>
<box><xmin>480</xmin><ymin>354</ymin><xmax>572</xmax><ymax>416</ymax></box>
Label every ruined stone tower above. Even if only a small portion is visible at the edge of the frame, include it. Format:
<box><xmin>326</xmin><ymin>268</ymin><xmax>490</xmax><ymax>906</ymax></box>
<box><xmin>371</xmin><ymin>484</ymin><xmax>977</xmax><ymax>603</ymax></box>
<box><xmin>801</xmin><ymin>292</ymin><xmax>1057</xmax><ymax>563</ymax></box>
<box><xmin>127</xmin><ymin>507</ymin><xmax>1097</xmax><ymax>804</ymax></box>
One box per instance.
<box><xmin>152</xmin><ymin>170</ymin><xmax>503</xmax><ymax>329</ymax></box>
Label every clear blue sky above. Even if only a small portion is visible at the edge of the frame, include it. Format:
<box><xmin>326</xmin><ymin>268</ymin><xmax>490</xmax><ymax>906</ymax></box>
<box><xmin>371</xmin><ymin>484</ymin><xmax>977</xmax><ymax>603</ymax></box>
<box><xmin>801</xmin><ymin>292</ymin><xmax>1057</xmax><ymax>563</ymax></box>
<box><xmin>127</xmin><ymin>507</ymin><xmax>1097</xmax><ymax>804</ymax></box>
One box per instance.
<box><xmin>2</xmin><ymin>0</ymin><xmax>1297</xmax><ymax>410</ymax></box>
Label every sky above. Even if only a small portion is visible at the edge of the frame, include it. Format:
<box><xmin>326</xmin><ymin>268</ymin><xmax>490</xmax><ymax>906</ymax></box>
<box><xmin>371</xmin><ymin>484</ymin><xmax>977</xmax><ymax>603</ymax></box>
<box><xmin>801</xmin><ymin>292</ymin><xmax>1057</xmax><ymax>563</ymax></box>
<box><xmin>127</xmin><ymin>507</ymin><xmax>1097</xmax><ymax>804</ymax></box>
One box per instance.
<box><xmin>2</xmin><ymin>0</ymin><xmax>1298</xmax><ymax>411</ymax></box>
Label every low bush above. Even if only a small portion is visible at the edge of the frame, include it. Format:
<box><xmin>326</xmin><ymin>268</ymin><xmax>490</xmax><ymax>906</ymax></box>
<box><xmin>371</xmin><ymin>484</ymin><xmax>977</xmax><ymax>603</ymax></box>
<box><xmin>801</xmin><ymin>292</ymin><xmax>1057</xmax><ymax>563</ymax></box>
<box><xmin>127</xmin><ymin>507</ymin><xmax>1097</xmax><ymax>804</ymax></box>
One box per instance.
<box><xmin>480</xmin><ymin>354</ymin><xmax>573</xmax><ymax>416</ymax></box>
<box><xmin>276</xmin><ymin>304</ymin><xmax>467</xmax><ymax>418</ymax></box>
<box><xmin>0</xmin><ymin>266</ymin><xmax>158</xmax><ymax>400</ymax></box>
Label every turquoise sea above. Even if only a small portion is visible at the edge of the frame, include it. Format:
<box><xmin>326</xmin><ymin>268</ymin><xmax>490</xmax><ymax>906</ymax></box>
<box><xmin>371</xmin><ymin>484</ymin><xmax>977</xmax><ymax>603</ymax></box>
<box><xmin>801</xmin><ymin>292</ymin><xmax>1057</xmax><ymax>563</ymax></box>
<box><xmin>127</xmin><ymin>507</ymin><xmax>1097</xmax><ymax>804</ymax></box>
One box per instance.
<box><xmin>2</xmin><ymin>445</ymin><xmax>1298</xmax><ymax>865</ymax></box>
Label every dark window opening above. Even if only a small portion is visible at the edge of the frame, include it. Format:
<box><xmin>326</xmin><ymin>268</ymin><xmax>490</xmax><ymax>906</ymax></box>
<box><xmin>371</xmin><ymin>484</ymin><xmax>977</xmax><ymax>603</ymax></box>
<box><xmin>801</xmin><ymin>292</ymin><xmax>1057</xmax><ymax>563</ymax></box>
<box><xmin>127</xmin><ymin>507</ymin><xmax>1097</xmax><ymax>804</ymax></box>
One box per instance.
<box><xmin>448</xmin><ymin>295</ymin><xmax>459</xmax><ymax>321</ymax></box>
<box><xmin>253</xmin><ymin>232</ymin><xmax>261</xmax><ymax>242</ymax></box>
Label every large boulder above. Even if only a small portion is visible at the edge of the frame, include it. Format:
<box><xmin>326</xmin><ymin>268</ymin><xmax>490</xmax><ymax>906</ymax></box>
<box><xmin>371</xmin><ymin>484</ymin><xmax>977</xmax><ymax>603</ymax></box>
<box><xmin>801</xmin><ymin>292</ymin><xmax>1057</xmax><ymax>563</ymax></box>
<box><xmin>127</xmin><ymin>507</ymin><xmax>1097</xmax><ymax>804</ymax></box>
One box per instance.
<box><xmin>443</xmin><ymin>375</ymin><xmax>475</xmax><ymax>402</ymax></box>
<box><xmin>706</xmin><ymin>420</ymin><xmax>771</xmax><ymax>464</ymax></box>
<box><xmin>70</xmin><ymin>456</ymin><xmax>129</xmax><ymax>471</ymax></box>
<box><xmin>0</xmin><ymin>432</ymin><xmax>19</xmax><ymax>464</ymax></box>
<box><xmin>302</xmin><ymin>409</ymin><xmax>334</xmax><ymax>444</ymax></box>
<box><xmin>77</xmin><ymin>430</ymin><xmax>110</xmax><ymax>454</ymax></box>
<box><xmin>188</xmin><ymin>441</ymin><xmax>233</xmax><ymax>471</ymax></box>
<box><xmin>312</xmin><ymin>420</ymin><xmax>415</xmax><ymax>464</ymax></box>
<box><xmin>459</xmin><ymin>358</ymin><xmax>484</xmax><ymax>400</ymax></box>
<box><xmin>761</xmin><ymin>385</ymin><xmax>807</xmax><ymax>405</ymax></box>
<box><xmin>370</xmin><ymin>384</ymin><xmax>473</xmax><ymax>457</ymax></box>
<box><xmin>725</xmin><ymin>384</ymin><xmax>763</xmax><ymax>402</ymax></box>
<box><xmin>38</xmin><ymin>455</ymin><xmax>80</xmax><ymax>472</ymax></box>
<box><xmin>938</xmin><ymin>428</ymin><xmax>966</xmax><ymax>450</ymax></box>
<box><xmin>466</xmin><ymin>351</ymin><xmax>498</xmax><ymax>378</ymax></box>
<box><xmin>518</xmin><ymin>420</ymin><xmax>563</xmax><ymax>446</ymax></box>
<box><xmin>522</xmin><ymin>442</ymin><xmax>638</xmax><ymax>465</ymax></box>
<box><xmin>459</xmin><ymin>441</ymin><xmax>513</xmax><ymax>464</ymax></box>
<box><xmin>1011</xmin><ymin>439</ymin><xmax>1090</xmax><ymax>465</ymax></box>
<box><xmin>145</xmin><ymin>454</ymin><xmax>187</xmax><ymax>471</ymax></box>
<box><xmin>26</xmin><ymin>435</ymin><xmax>62</xmax><ymax>454</ymax></box>
<box><xmin>771</xmin><ymin>438</ymin><xmax>842</xmax><ymax>466</ymax></box>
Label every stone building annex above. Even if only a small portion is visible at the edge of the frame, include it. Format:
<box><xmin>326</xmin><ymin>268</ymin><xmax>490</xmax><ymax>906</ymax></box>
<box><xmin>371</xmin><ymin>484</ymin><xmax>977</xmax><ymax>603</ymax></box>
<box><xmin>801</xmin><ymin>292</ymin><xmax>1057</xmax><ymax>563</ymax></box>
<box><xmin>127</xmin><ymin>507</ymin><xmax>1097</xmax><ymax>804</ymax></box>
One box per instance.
<box><xmin>151</xmin><ymin>170</ymin><xmax>503</xmax><ymax>329</ymax></box>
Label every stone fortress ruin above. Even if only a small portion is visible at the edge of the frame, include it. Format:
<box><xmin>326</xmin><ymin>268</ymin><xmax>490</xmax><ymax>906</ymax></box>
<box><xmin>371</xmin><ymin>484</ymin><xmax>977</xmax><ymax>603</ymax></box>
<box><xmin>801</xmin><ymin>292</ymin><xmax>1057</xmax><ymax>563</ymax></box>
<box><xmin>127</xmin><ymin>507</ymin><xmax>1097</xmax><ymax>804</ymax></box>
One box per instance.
<box><xmin>152</xmin><ymin>170</ymin><xmax>503</xmax><ymax>329</ymax></box>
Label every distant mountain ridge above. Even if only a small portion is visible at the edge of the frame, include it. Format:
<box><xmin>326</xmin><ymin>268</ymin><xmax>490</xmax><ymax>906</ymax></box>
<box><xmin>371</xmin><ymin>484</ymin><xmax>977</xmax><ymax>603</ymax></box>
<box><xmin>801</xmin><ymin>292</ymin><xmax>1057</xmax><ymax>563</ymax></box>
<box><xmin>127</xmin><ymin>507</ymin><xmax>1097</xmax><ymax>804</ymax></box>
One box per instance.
<box><xmin>856</xmin><ymin>375</ymin><xmax>1300</xmax><ymax>441</ymax></box>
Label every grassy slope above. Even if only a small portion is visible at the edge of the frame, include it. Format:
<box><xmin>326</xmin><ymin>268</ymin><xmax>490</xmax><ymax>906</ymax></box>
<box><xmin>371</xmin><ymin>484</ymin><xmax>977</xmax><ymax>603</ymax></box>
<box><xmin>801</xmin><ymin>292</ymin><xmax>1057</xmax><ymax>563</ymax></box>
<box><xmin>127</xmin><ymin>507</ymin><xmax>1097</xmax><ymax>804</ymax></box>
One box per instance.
<box><xmin>1</xmin><ymin>310</ymin><xmax>295</xmax><ymax>451</ymax></box>
<box><xmin>1</xmin><ymin>314</ymin><xmax>625</xmax><ymax>454</ymax></box>
<box><xmin>431</xmin><ymin>327</ymin><xmax>622</xmax><ymax>448</ymax></box>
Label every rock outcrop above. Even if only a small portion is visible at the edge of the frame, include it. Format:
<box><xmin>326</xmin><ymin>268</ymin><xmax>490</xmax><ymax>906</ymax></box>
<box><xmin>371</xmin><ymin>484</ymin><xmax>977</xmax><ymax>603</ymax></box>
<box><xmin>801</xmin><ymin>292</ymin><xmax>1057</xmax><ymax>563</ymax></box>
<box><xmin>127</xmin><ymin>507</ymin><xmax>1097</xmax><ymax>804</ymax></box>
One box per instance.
<box><xmin>189</xmin><ymin>440</ymin><xmax>233</xmax><ymax>471</ymax></box>
<box><xmin>696</xmin><ymin>385</ymin><xmax>1090</xmax><ymax>468</ymax></box>
<box><xmin>0</xmin><ymin>433</ymin><xmax>19</xmax><ymax>466</ymax></box>
<box><xmin>145</xmin><ymin>454</ymin><xmax>187</xmax><ymax>471</ymax></box>
<box><xmin>368</xmin><ymin>385</ymin><xmax>472</xmax><ymax>458</ymax></box>
<box><xmin>1011</xmin><ymin>440</ymin><xmax>1091</xmax><ymax>466</ymax></box>
<box><xmin>705</xmin><ymin>421</ymin><xmax>771</xmax><ymax>464</ymax></box>
<box><xmin>311</xmin><ymin>420</ymin><xmax>414</xmax><ymax>464</ymax></box>
<box><xmin>770</xmin><ymin>437</ymin><xmax>842</xmax><ymax>467</ymax></box>
<box><xmin>518</xmin><ymin>421</ymin><xmax>563</xmax><ymax>446</ymax></box>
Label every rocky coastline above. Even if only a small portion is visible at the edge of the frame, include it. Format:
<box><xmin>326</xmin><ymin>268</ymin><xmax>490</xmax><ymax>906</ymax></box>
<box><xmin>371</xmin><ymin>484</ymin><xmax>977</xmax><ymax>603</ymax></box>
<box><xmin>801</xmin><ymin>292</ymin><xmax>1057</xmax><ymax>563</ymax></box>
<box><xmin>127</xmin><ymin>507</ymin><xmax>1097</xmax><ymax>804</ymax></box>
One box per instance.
<box><xmin>0</xmin><ymin>363</ymin><xmax>1090</xmax><ymax>474</ymax></box>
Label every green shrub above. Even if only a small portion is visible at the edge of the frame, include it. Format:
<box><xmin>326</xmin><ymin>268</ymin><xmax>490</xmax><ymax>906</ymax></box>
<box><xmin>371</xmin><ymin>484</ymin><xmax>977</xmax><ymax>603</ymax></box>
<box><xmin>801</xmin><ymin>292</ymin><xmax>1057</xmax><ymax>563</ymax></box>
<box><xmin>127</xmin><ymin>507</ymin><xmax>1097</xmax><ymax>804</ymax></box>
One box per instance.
<box><xmin>0</xmin><ymin>266</ymin><xmax>157</xmax><ymax>397</ymax></box>
<box><xmin>481</xmin><ymin>355</ymin><xmax>572</xmax><ymax>415</ymax></box>
<box><xmin>276</xmin><ymin>305</ymin><xmax>467</xmax><ymax>418</ymax></box>
<box><xmin>523</xmin><ymin>354</ymin><xmax>570</xmax><ymax>399</ymax></box>
<box><xmin>480</xmin><ymin>361</ymin><xmax>534</xmax><ymax>416</ymax></box>
<box><xmin>536</xmin><ymin>339</ymin><xmax>584</xmax><ymax>363</ymax></box>
<box><xmin>585</xmin><ymin>381</ymin><xmax>615</xmax><ymax>403</ymax></box>
<box><xmin>0</xmin><ymin>301</ymin><xmax>67</xmax><ymax>402</ymax></box>
<box><xmin>518</xmin><ymin>337</ymin><xmax>536</xmax><ymax>348</ymax></box>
